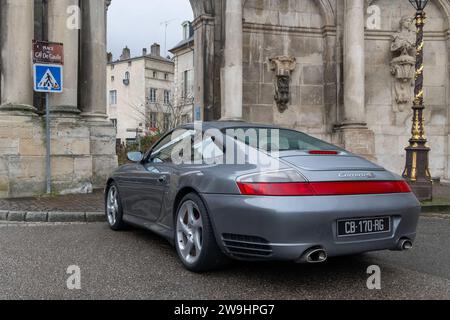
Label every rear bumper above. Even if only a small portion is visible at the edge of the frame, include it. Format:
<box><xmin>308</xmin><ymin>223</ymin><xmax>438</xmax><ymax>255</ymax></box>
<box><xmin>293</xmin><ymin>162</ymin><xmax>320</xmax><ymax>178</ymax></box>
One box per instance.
<box><xmin>201</xmin><ymin>193</ymin><xmax>421</xmax><ymax>261</ymax></box>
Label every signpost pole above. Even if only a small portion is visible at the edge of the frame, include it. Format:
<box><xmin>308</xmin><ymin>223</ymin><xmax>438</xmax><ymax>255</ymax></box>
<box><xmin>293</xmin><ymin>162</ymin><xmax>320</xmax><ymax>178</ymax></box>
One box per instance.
<box><xmin>45</xmin><ymin>92</ymin><xmax>51</xmax><ymax>194</ymax></box>
<box><xmin>32</xmin><ymin>40</ymin><xmax>64</xmax><ymax>195</ymax></box>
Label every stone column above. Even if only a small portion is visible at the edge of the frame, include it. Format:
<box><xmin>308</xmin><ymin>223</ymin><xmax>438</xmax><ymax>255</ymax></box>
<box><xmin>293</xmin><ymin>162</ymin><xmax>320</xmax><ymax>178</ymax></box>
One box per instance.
<box><xmin>79</xmin><ymin>0</ymin><xmax>108</xmax><ymax>121</ymax></box>
<box><xmin>343</xmin><ymin>0</ymin><xmax>366</xmax><ymax>126</ymax></box>
<box><xmin>221</xmin><ymin>0</ymin><xmax>243</xmax><ymax>121</ymax></box>
<box><xmin>0</xmin><ymin>0</ymin><xmax>35</xmax><ymax>113</ymax></box>
<box><xmin>335</xmin><ymin>0</ymin><xmax>375</xmax><ymax>160</ymax></box>
<box><xmin>79</xmin><ymin>0</ymin><xmax>117</xmax><ymax>188</ymax></box>
<box><xmin>47</xmin><ymin>0</ymin><xmax>80</xmax><ymax>115</ymax></box>
<box><xmin>193</xmin><ymin>14</ymin><xmax>215</xmax><ymax>121</ymax></box>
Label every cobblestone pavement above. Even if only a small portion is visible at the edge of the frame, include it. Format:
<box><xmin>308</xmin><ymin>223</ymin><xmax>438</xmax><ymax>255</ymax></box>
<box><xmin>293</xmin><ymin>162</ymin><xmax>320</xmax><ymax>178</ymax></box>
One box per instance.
<box><xmin>0</xmin><ymin>190</ymin><xmax>104</xmax><ymax>212</ymax></box>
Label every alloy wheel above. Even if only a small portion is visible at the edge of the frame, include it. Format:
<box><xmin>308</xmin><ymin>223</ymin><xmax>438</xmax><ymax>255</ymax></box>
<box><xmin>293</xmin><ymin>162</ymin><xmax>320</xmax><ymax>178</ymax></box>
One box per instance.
<box><xmin>106</xmin><ymin>185</ymin><xmax>119</xmax><ymax>226</ymax></box>
<box><xmin>176</xmin><ymin>200</ymin><xmax>204</xmax><ymax>265</ymax></box>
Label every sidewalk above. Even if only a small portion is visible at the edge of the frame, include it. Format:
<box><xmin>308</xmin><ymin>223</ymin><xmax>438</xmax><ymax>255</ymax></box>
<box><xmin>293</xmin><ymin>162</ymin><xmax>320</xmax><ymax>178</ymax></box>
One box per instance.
<box><xmin>0</xmin><ymin>190</ymin><xmax>104</xmax><ymax>223</ymax></box>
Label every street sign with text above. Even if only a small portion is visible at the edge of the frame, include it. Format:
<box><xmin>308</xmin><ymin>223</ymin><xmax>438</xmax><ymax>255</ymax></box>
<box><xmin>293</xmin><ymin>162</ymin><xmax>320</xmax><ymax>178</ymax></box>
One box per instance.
<box><xmin>32</xmin><ymin>40</ymin><xmax>64</xmax><ymax>65</ymax></box>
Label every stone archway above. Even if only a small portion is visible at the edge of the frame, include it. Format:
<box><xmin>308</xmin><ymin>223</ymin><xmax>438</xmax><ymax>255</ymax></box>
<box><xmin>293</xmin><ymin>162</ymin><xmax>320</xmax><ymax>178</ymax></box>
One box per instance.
<box><xmin>318</xmin><ymin>0</ymin><xmax>336</xmax><ymax>26</ymax></box>
<box><xmin>189</xmin><ymin>0</ymin><xmax>214</xmax><ymax>19</ymax></box>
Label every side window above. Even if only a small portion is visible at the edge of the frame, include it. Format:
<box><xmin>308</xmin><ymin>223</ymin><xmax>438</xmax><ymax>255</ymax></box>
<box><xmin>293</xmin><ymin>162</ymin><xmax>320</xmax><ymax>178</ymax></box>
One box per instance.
<box><xmin>193</xmin><ymin>135</ymin><xmax>224</xmax><ymax>161</ymax></box>
<box><xmin>149</xmin><ymin>129</ymin><xmax>195</xmax><ymax>164</ymax></box>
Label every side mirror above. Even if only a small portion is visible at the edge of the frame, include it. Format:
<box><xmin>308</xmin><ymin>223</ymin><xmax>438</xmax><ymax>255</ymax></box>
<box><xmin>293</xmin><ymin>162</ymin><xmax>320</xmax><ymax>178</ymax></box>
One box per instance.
<box><xmin>127</xmin><ymin>151</ymin><xmax>143</xmax><ymax>163</ymax></box>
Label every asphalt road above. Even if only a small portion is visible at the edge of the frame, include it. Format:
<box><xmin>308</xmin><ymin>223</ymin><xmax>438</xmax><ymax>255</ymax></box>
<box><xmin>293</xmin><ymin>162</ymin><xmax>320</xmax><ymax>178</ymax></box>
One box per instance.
<box><xmin>0</xmin><ymin>216</ymin><xmax>449</xmax><ymax>300</ymax></box>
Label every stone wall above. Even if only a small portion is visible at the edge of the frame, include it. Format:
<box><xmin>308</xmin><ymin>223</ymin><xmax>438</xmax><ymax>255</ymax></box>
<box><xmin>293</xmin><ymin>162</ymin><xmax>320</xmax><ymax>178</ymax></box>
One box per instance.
<box><xmin>242</xmin><ymin>0</ymin><xmax>333</xmax><ymax>141</ymax></box>
<box><xmin>365</xmin><ymin>0</ymin><xmax>450</xmax><ymax>180</ymax></box>
<box><xmin>235</xmin><ymin>0</ymin><xmax>450</xmax><ymax>181</ymax></box>
<box><xmin>0</xmin><ymin>111</ymin><xmax>116</xmax><ymax>198</ymax></box>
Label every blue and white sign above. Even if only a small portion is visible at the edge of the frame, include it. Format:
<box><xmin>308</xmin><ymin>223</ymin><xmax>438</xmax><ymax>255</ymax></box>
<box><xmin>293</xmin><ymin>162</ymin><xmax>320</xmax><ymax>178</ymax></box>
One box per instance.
<box><xmin>33</xmin><ymin>64</ymin><xmax>63</xmax><ymax>93</ymax></box>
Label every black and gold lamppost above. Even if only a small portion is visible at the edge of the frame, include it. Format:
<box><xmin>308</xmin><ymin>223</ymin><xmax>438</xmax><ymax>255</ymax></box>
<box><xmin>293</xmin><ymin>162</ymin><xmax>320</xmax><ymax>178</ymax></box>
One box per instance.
<box><xmin>403</xmin><ymin>0</ymin><xmax>433</xmax><ymax>201</ymax></box>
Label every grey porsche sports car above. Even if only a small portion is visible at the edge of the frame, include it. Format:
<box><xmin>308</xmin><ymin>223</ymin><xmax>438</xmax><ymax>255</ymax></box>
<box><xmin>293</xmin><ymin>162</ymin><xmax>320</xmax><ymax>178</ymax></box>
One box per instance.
<box><xmin>105</xmin><ymin>121</ymin><xmax>420</xmax><ymax>272</ymax></box>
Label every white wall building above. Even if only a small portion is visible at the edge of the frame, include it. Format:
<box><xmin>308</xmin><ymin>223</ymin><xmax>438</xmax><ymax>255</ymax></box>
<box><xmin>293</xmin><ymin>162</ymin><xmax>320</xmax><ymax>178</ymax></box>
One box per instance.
<box><xmin>107</xmin><ymin>43</ymin><xmax>174</xmax><ymax>144</ymax></box>
<box><xmin>169</xmin><ymin>21</ymin><xmax>195</xmax><ymax>124</ymax></box>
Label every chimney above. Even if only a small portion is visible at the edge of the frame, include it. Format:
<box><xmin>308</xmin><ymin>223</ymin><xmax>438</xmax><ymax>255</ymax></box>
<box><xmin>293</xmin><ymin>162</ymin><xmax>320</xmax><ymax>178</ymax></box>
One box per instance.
<box><xmin>107</xmin><ymin>52</ymin><xmax>113</xmax><ymax>63</ymax></box>
<box><xmin>143</xmin><ymin>48</ymin><xmax>147</xmax><ymax>56</ymax></box>
<box><xmin>120</xmin><ymin>46</ymin><xmax>131</xmax><ymax>60</ymax></box>
<box><xmin>150</xmin><ymin>43</ymin><xmax>160</xmax><ymax>57</ymax></box>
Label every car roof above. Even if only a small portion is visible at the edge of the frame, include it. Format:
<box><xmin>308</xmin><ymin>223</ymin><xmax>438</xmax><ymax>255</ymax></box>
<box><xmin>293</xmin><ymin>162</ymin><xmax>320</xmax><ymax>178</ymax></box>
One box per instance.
<box><xmin>179</xmin><ymin>121</ymin><xmax>278</xmax><ymax>131</ymax></box>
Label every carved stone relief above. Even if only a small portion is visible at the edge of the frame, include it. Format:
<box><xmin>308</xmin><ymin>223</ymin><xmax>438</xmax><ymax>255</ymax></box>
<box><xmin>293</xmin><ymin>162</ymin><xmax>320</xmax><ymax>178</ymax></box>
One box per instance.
<box><xmin>390</xmin><ymin>16</ymin><xmax>416</xmax><ymax>115</ymax></box>
<box><xmin>269</xmin><ymin>56</ymin><xmax>296</xmax><ymax>113</ymax></box>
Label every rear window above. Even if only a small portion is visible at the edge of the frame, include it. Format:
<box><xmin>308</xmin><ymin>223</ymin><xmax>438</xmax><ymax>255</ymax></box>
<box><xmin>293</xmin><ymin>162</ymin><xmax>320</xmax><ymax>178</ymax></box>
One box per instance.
<box><xmin>223</xmin><ymin>127</ymin><xmax>343</xmax><ymax>152</ymax></box>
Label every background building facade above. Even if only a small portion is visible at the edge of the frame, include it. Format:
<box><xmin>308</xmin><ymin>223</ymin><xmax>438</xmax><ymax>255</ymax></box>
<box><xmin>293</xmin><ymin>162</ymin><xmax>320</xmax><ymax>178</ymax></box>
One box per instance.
<box><xmin>107</xmin><ymin>44</ymin><xmax>174</xmax><ymax>144</ymax></box>
<box><xmin>170</xmin><ymin>21</ymin><xmax>195</xmax><ymax>124</ymax></box>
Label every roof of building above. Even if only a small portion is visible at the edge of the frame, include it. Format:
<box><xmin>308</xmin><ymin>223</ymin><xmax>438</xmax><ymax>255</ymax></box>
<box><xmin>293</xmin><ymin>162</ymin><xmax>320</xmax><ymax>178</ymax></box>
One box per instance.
<box><xmin>108</xmin><ymin>54</ymin><xmax>173</xmax><ymax>65</ymax></box>
<box><xmin>169</xmin><ymin>35</ymin><xmax>194</xmax><ymax>54</ymax></box>
<box><xmin>180</xmin><ymin>121</ymin><xmax>277</xmax><ymax>131</ymax></box>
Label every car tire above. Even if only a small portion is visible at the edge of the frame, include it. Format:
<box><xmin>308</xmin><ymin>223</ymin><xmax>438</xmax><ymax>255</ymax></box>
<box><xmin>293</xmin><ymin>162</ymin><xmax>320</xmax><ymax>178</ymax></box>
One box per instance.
<box><xmin>105</xmin><ymin>182</ymin><xmax>127</xmax><ymax>231</ymax></box>
<box><xmin>175</xmin><ymin>193</ymin><xmax>228</xmax><ymax>272</ymax></box>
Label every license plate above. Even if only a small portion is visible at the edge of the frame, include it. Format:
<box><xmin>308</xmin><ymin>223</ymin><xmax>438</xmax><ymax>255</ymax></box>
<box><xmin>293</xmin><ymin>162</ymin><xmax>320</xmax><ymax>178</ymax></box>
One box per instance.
<box><xmin>337</xmin><ymin>217</ymin><xmax>391</xmax><ymax>237</ymax></box>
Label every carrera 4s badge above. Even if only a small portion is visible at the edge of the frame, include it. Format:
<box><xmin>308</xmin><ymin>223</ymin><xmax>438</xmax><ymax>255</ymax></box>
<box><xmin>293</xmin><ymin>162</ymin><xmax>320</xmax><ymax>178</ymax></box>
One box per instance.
<box><xmin>338</xmin><ymin>172</ymin><xmax>376</xmax><ymax>179</ymax></box>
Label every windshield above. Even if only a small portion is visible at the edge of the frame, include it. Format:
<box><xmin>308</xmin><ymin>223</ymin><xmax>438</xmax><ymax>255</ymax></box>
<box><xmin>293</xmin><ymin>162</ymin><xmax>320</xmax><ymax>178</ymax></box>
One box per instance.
<box><xmin>223</xmin><ymin>127</ymin><xmax>343</xmax><ymax>152</ymax></box>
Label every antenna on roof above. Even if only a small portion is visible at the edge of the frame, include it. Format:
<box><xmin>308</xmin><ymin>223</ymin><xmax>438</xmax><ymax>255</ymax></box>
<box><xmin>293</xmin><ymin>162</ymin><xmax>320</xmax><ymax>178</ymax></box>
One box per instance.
<box><xmin>160</xmin><ymin>19</ymin><xmax>176</xmax><ymax>57</ymax></box>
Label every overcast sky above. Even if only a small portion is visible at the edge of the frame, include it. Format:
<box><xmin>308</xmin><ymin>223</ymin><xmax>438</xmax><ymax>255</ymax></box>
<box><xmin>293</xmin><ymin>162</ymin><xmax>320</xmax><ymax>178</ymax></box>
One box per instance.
<box><xmin>107</xmin><ymin>0</ymin><xmax>194</xmax><ymax>59</ymax></box>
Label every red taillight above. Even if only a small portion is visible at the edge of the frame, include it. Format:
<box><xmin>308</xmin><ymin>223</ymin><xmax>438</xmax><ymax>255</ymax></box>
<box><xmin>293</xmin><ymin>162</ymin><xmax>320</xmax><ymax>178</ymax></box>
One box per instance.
<box><xmin>308</xmin><ymin>150</ymin><xmax>339</xmax><ymax>155</ymax></box>
<box><xmin>237</xmin><ymin>182</ymin><xmax>316</xmax><ymax>196</ymax></box>
<box><xmin>310</xmin><ymin>181</ymin><xmax>412</xmax><ymax>196</ymax></box>
<box><xmin>237</xmin><ymin>181</ymin><xmax>412</xmax><ymax>196</ymax></box>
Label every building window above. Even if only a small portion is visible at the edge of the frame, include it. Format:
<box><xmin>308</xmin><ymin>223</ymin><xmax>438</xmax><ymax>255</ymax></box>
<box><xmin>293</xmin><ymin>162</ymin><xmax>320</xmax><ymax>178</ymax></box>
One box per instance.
<box><xmin>128</xmin><ymin>61</ymin><xmax>132</xmax><ymax>66</ymax></box>
<box><xmin>182</xmin><ymin>114</ymin><xmax>190</xmax><ymax>124</ymax></box>
<box><xmin>109</xmin><ymin>90</ymin><xmax>117</xmax><ymax>105</ymax></box>
<box><xmin>182</xmin><ymin>21</ymin><xmax>191</xmax><ymax>40</ymax></box>
<box><xmin>153</xmin><ymin>71</ymin><xmax>157</xmax><ymax>79</ymax></box>
<box><xmin>126</xmin><ymin>138</ymin><xmax>136</xmax><ymax>146</ymax></box>
<box><xmin>111</xmin><ymin>64</ymin><xmax>115</xmax><ymax>70</ymax></box>
<box><xmin>123</xmin><ymin>71</ymin><xmax>130</xmax><ymax>85</ymax></box>
<box><xmin>149</xmin><ymin>112</ymin><xmax>158</xmax><ymax>129</ymax></box>
<box><xmin>111</xmin><ymin>119</ymin><xmax>117</xmax><ymax>127</ymax></box>
<box><xmin>149</xmin><ymin>88</ymin><xmax>157</xmax><ymax>103</ymax></box>
<box><xmin>164</xmin><ymin>90</ymin><xmax>170</xmax><ymax>105</ymax></box>
<box><xmin>163</xmin><ymin>113</ymin><xmax>170</xmax><ymax>132</ymax></box>
<box><xmin>111</xmin><ymin>76</ymin><xmax>115</xmax><ymax>82</ymax></box>
<box><xmin>164</xmin><ymin>73</ymin><xmax>169</xmax><ymax>80</ymax></box>
<box><xmin>182</xmin><ymin>70</ymin><xmax>192</xmax><ymax>98</ymax></box>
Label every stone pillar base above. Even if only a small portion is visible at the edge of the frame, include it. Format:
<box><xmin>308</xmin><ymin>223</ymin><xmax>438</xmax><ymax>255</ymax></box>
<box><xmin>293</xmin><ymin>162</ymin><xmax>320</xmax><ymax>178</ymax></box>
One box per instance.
<box><xmin>0</xmin><ymin>103</ymin><xmax>38</xmax><ymax>115</ymax></box>
<box><xmin>408</xmin><ymin>180</ymin><xmax>433</xmax><ymax>202</ymax></box>
<box><xmin>83</xmin><ymin>117</ymin><xmax>118</xmax><ymax>188</ymax></box>
<box><xmin>50</xmin><ymin>105</ymin><xmax>81</xmax><ymax>117</ymax></box>
<box><xmin>0</xmin><ymin>111</ymin><xmax>115</xmax><ymax>198</ymax></box>
<box><xmin>334</xmin><ymin>125</ymin><xmax>376</xmax><ymax>161</ymax></box>
<box><xmin>0</xmin><ymin>112</ymin><xmax>45</xmax><ymax>198</ymax></box>
<box><xmin>50</xmin><ymin>116</ymin><xmax>94</xmax><ymax>195</ymax></box>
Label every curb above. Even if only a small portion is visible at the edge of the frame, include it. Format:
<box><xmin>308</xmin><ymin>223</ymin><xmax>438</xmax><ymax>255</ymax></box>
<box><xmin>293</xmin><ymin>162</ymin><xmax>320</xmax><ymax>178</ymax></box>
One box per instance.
<box><xmin>0</xmin><ymin>210</ymin><xmax>105</xmax><ymax>223</ymax></box>
<box><xmin>1</xmin><ymin>208</ymin><xmax>448</xmax><ymax>223</ymax></box>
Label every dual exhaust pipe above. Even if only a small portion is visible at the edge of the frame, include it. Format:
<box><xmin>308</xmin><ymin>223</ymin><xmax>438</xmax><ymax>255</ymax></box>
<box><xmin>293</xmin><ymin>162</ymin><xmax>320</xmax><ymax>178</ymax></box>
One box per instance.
<box><xmin>299</xmin><ymin>238</ymin><xmax>413</xmax><ymax>264</ymax></box>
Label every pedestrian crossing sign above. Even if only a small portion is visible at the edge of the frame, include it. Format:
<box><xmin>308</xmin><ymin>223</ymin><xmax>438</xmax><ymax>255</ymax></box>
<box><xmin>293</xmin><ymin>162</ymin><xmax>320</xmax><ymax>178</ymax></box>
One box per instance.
<box><xmin>33</xmin><ymin>64</ymin><xmax>63</xmax><ymax>93</ymax></box>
